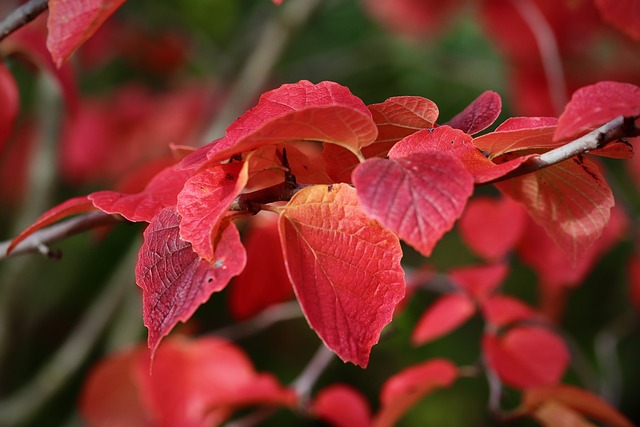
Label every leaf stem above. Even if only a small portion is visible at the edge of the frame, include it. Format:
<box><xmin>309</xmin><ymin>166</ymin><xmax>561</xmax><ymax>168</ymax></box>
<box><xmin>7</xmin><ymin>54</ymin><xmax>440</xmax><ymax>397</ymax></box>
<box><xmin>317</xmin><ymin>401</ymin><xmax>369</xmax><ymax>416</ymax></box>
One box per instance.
<box><xmin>0</xmin><ymin>0</ymin><xmax>48</xmax><ymax>42</ymax></box>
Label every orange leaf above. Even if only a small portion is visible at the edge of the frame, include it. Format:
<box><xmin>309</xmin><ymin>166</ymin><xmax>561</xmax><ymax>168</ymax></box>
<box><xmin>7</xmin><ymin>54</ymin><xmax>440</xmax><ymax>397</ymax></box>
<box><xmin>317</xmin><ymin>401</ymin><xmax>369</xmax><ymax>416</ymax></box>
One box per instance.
<box><xmin>368</xmin><ymin>96</ymin><xmax>439</xmax><ymax>144</ymax></box>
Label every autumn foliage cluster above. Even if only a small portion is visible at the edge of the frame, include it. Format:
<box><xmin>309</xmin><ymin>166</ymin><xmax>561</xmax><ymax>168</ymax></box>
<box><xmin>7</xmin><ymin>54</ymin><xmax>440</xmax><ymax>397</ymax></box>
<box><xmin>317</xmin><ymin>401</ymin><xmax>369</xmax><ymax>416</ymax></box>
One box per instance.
<box><xmin>1</xmin><ymin>0</ymin><xmax>640</xmax><ymax>426</ymax></box>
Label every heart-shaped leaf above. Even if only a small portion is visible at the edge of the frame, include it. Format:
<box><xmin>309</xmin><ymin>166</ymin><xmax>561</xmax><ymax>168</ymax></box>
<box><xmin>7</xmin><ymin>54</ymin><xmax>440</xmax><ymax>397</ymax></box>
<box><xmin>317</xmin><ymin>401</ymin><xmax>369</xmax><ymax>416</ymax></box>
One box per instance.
<box><xmin>445</xmin><ymin>91</ymin><xmax>502</xmax><ymax>135</ymax></box>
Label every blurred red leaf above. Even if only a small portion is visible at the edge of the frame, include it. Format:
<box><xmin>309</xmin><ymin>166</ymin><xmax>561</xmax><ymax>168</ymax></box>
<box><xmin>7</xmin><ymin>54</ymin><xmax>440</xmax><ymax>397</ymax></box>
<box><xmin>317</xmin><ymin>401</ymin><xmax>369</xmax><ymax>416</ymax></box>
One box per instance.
<box><xmin>228</xmin><ymin>215</ymin><xmax>294</xmax><ymax>320</ymax></box>
<box><xmin>521</xmin><ymin>385</ymin><xmax>635</xmax><ymax>427</ymax></box>
<box><xmin>89</xmin><ymin>163</ymin><xmax>193</xmax><ymax>223</ymax></box>
<box><xmin>177</xmin><ymin>161</ymin><xmax>249</xmax><ymax>261</ymax></box>
<box><xmin>47</xmin><ymin>0</ymin><xmax>126</xmax><ymax>67</ymax></box>
<box><xmin>368</xmin><ymin>96</ymin><xmax>439</xmax><ymax>144</ymax></box>
<box><xmin>449</xmin><ymin>263</ymin><xmax>509</xmax><ymax>302</ymax></box>
<box><xmin>81</xmin><ymin>338</ymin><xmax>296</xmax><ymax>427</ymax></box>
<box><xmin>473</xmin><ymin>118</ymin><xmax>558</xmax><ymax>159</ymax></box>
<box><xmin>0</xmin><ymin>62</ymin><xmax>19</xmax><ymax>154</ymax></box>
<box><xmin>555</xmin><ymin>81</ymin><xmax>640</xmax><ymax>141</ymax></box>
<box><xmin>628</xmin><ymin>254</ymin><xmax>640</xmax><ymax>310</ymax></box>
<box><xmin>278</xmin><ymin>184</ymin><xmax>405</xmax><ymax>367</ymax></box>
<box><xmin>7</xmin><ymin>196</ymin><xmax>97</xmax><ymax>254</ymax></box>
<box><xmin>445</xmin><ymin>91</ymin><xmax>502</xmax><ymax>135</ymax></box>
<box><xmin>136</xmin><ymin>208</ymin><xmax>246</xmax><ymax>357</ymax></box>
<box><xmin>458</xmin><ymin>196</ymin><xmax>527</xmax><ymax>262</ymax></box>
<box><xmin>206</xmin><ymin>81</ymin><xmax>377</xmax><ymax>163</ymax></box>
<box><xmin>374</xmin><ymin>359</ymin><xmax>458</xmax><ymax>427</ymax></box>
<box><xmin>497</xmin><ymin>156</ymin><xmax>614</xmax><ymax>262</ymax></box>
<box><xmin>594</xmin><ymin>0</ymin><xmax>640</xmax><ymax>41</ymax></box>
<box><xmin>483</xmin><ymin>326</ymin><xmax>569</xmax><ymax>389</ymax></box>
<box><xmin>481</xmin><ymin>295</ymin><xmax>536</xmax><ymax>327</ymax></box>
<box><xmin>411</xmin><ymin>293</ymin><xmax>475</xmax><ymax>345</ymax></box>
<box><xmin>532</xmin><ymin>401</ymin><xmax>598</xmax><ymax>427</ymax></box>
<box><xmin>353</xmin><ymin>152</ymin><xmax>474</xmax><ymax>256</ymax></box>
<box><xmin>311</xmin><ymin>384</ymin><xmax>372</xmax><ymax>427</ymax></box>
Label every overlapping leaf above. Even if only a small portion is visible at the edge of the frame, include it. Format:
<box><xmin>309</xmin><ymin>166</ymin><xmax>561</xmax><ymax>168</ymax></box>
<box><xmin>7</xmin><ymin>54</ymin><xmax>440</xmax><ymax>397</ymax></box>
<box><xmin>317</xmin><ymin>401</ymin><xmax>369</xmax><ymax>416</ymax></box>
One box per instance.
<box><xmin>136</xmin><ymin>208</ymin><xmax>246</xmax><ymax>356</ymax></box>
<box><xmin>555</xmin><ymin>81</ymin><xmax>640</xmax><ymax>141</ymax></box>
<box><xmin>483</xmin><ymin>326</ymin><xmax>569</xmax><ymax>389</ymax></box>
<box><xmin>311</xmin><ymin>384</ymin><xmax>372</xmax><ymax>427</ymax></box>
<box><xmin>47</xmin><ymin>0</ymin><xmax>127</xmax><ymax>67</ymax></box>
<box><xmin>496</xmin><ymin>156</ymin><xmax>614</xmax><ymax>261</ymax></box>
<box><xmin>374</xmin><ymin>359</ymin><xmax>458</xmax><ymax>427</ymax></box>
<box><xmin>205</xmin><ymin>81</ymin><xmax>377</xmax><ymax>162</ymax></box>
<box><xmin>278</xmin><ymin>184</ymin><xmax>405</xmax><ymax>367</ymax></box>
<box><xmin>445</xmin><ymin>91</ymin><xmax>502</xmax><ymax>135</ymax></box>
<box><xmin>367</xmin><ymin>96</ymin><xmax>439</xmax><ymax>144</ymax></box>
<box><xmin>448</xmin><ymin>263</ymin><xmax>509</xmax><ymax>302</ymax></box>
<box><xmin>177</xmin><ymin>161</ymin><xmax>249</xmax><ymax>261</ymax></box>
<box><xmin>473</xmin><ymin>117</ymin><xmax>558</xmax><ymax>159</ymax></box>
<box><xmin>353</xmin><ymin>151</ymin><xmax>474</xmax><ymax>256</ymax></box>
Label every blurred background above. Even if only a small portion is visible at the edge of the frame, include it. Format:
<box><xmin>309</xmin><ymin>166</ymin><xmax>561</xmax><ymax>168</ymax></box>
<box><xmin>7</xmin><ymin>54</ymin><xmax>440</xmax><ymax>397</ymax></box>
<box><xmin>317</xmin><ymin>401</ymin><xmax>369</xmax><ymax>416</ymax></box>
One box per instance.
<box><xmin>1</xmin><ymin>0</ymin><xmax>640</xmax><ymax>425</ymax></box>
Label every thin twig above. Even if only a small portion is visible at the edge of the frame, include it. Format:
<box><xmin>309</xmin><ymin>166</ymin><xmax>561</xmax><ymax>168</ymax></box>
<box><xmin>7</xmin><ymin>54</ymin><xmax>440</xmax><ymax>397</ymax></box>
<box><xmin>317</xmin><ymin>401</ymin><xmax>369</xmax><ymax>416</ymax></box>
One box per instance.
<box><xmin>0</xmin><ymin>0</ymin><xmax>48</xmax><ymax>42</ymax></box>
<box><xmin>0</xmin><ymin>242</ymin><xmax>138</xmax><ymax>426</ymax></box>
<box><xmin>290</xmin><ymin>344</ymin><xmax>335</xmax><ymax>402</ymax></box>
<box><xmin>212</xmin><ymin>301</ymin><xmax>302</xmax><ymax>341</ymax></box>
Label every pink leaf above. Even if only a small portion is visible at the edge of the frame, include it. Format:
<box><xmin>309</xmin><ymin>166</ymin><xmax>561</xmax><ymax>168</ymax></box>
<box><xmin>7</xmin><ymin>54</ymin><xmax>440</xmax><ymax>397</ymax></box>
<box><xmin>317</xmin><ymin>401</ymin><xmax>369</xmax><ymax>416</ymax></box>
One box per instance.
<box><xmin>136</xmin><ymin>208</ymin><xmax>246</xmax><ymax>356</ymax></box>
<box><xmin>374</xmin><ymin>359</ymin><xmax>458</xmax><ymax>427</ymax></box>
<box><xmin>458</xmin><ymin>196</ymin><xmax>528</xmax><ymax>262</ymax></box>
<box><xmin>497</xmin><ymin>156</ymin><xmax>614</xmax><ymax>262</ymax></box>
<box><xmin>0</xmin><ymin>62</ymin><xmax>19</xmax><ymax>154</ymax></box>
<box><xmin>448</xmin><ymin>263</ymin><xmax>509</xmax><ymax>302</ymax></box>
<box><xmin>177</xmin><ymin>161</ymin><xmax>249</xmax><ymax>261</ymax></box>
<box><xmin>411</xmin><ymin>293</ymin><xmax>476</xmax><ymax>345</ymax></box>
<box><xmin>89</xmin><ymin>164</ymin><xmax>193</xmax><ymax>223</ymax></box>
<box><xmin>8</xmin><ymin>196</ymin><xmax>97</xmax><ymax>254</ymax></box>
<box><xmin>368</xmin><ymin>96</ymin><xmax>439</xmax><ymax>144</ymax></box>
<box><xmin>353</xmin><ymin>152</ymin><xmax>474</xmax><ymax>256</ymax></box>
<box><xmin>483</xmin><ymin>326</ymin><xmax>569</xmax><ymax>389</ymax></box>
<box><xmin>555</xmin><ymin>81</ymin><xmax>640</xmax><ymax>141</ymax></box>
<box><xmin>47</xmin><ymin>0</ymin><xmax>127</xmax><ymax>67</ymax></box>
<box><xmin>311</xmin><ymin>384</ymin><xmax>372</xmax><ymax>427</ymax></box>
<box><xmin>480</xmin><ymin>295</ymin><xmax>536</xmax><ymax>327</ymax></box>
<box><xmin>278</xmin><ymin>184</ymin><xmax>405</xmax><ymax>367</ymax></box>
<box><xmin>445</xmin><ymin>91</ymin><xmax>502</xmax><ymax>135</ymax></box>
<box><xmin>594</xmin><ymin>0</ymin><xmax>640</xmax><ymax>41</ymax></box>
<box><xmin>206</xmin><ymin>81</ymin><xmax>377</xmax><ymax>162</ymax></box>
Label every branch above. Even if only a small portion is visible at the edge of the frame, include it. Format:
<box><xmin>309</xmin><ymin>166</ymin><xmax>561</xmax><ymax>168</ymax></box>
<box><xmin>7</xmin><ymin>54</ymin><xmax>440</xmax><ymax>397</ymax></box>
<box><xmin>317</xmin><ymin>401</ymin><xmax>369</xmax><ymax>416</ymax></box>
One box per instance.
<box><xmin>0</xmin><ymin>0</ymin><xmax>48</xmax><ymax>42</ymax></box>
<box><xmin>486</xmin><ymin>115</ymin><xmax>640</xmax><ymax>184</ymax></box>
<box><xmin>0</xmin><ymin>212</ymin><xmax>119</xmax><ymax>260</ymax></box>
<box><xmin>212</xmin><ymin>301</ymin><xmax>302</xmax><ymax>341</ymax></box>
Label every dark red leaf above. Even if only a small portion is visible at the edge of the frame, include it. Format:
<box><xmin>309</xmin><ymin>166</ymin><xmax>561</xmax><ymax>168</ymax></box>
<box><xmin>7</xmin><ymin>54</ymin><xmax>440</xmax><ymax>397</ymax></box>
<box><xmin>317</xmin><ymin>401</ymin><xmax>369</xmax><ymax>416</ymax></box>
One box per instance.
<box><xmin>311</xmin><ymin>384</ymin><xmax>372</xmax><ymax>427</ymax></box>
<box><xmin>458</xmin><ymin>196</ymin><xmax>527</xmax><ymax>262</ymax></box>
<box><xmin>368</xmin><ymin>96</ymin><xmax>439</xmax><ymax>144</ymax></box>
<box><xmin>177</xmin><ymin>161</ymin><xmax>249</xmax><ymax>261</ymax></box>
<box><xmin>278</xmin><ymin>184</ymin><xmax>405</xmax><ymax>367</ymax></box>
<box><xmin>8</xmin><ymin>196</ymin><xmax>97</xmax><ymax>254</ymax></box>
<box><xmin>0</xmin><ymin>62</ymin><xmax>19</xmax><ymax>154</ymax></box>
<box><xmin>594</xmin><ymin>0</ymin><xmax>640</xmax><ymax>41</ymax></box>
<box><xmin>555</xmin><ymin>81</ymin><xmax>640</xmax><ymax>141</ymax></box>
<box><xmin>497</xmin><ymin>156</ymin><xmax>614</xmax><ymax>262</ymax></box>
<box><xmin>521</xmin><ymin>385</ymin><xmax>635</xmax><ymax>427</ymax></box>
<box><xmin>136</xmin><ymin>208</ymin><xmax>246</xmax><ymax>356</ymax></box>
<box><xmin>47</xmin><ymin>0</ymin><xmax>127</xmax><ymax>67</ymax></box>
<box><xmin>374</xmin><ymin>359</ymin><xmax>458</xmax><ymax>427</ymax></box>
<box><xmin>411</xmin><ymin>293</ymin><xmax>476</xmax><ymax>345</ymax></box>
<box><xmin>228</xmin><ymin>215</ymin><xmax>294</xmax><ymax>320</ymax></box>
<box><xmin>483</xmin><ymin>326</ymin><xmax>569</xmax><ymax>389</ymax></box>
<box><xmin>353</xmin><ymin>152</ymin><xmax>474</xmax><ymax>256</ymax></box>
<box><xmin>445</xmin><ymin>91</ymin><xmax>502</xmax><ymax>135</ymax></box>
<box><xmin>480</xmin><ymin>295</ymin><xmax>536</xmax><ymax>327</ymax></box>
<box><xmin>448</xmin><ymin>263</ymin><xmax>510</xmax><ymax>302</ymax></box>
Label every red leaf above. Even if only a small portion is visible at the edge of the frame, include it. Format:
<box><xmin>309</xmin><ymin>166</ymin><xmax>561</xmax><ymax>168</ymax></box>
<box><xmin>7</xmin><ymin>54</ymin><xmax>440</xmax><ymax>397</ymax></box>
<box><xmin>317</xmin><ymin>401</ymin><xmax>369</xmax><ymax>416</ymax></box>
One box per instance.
<box><xmin>445</xmin><ymin>91</ymin><xmax>502</xmax><ymax>135</ymax></box>
<box><xmin>278</xmin><ymin>184</ymin><xmax>405</xmax><ymax>367</ymax></box>
<box><xmin>483</xmin><ymin>326</ymin><xmax>569</xmax><ymax>389</ymax></box>
<box><xmin>531</xmin><ymin>401</ymin><xmax>597</xmax><ymax>427</ymax></box>
<box><xmin>555</xmin><ymin>81</ymin><xmax>640</xmax><ymax>141</ymax></box>
<box><xmin>448</xmin><ymin>263</ymin><xmax>509</xmax><ymax>302</ymax></box>
<box><xmin>388</xmin><ymin>126</ymin><xmax>532</xmax><ymax>184</ymax></box>
<box><xmin>497</xmin><ymin>156</ymin><xmax>614</xmax><ymax>262</ymax></box>
<box><xmin>228</xmin><ymin>215</ymin><xmax>294</xmax><ymax>320</ymax></box>
<box><xmin>47</xmin><ymin>0</ymin><xmax>127</xmax><ymax>67</ymax></box>
<box><xmin>481</xmin><ymin>295</ymin><xmax>536</xmax><ymax>327</ymax></box>
<box><xmin>368</xmin><ymin>96</ymin><xmax>439</xmax><ymax>144</ymax></box>
<box><xmin>458</xmin><ymin>196</ymin><xmax>527</xmax><ymax>262</ymax></box>
<box><xmin>411</xmin><ymin>293</ymin><xmax>476</xmax><ymax>345</ymax></box>
<box><xmin>521</xmin><ymin>385</ymin><xmax>635</xmax><ymax>427</ymax></box>
<box><xmin>473</xmin><ymin>118</ymin><xmax>558</xmax><ymax>159</ymax></box>
<box><xmin>89</xmin><ymin>164</ymin><xmax>193</xmax><ymax>223</ymax></box>
<box><xmin>177</xmin><ymin>161</ymin><xmax>249</xmax><ymax>261</ymax></box>
<box><xmin>628</xmin><ymin>254</ymin><xmax>640</xmax><ymax>310</ymax></box>
<box><xmin>136</xmin><ymin>208</ymin><xmax>246</xmax><ymax>356</ymax></box>
<box><xmin>594</xmin><ymin>0</ymin><xmax>640</xmax><ymax>41</ymax></box>
<box><xmin>0</xmin><ymin>62</ymin><xmax>19</xmax><ymax>154</ymax></box>
<box><xmin>374</xmin><ymin>359</ymin><xmax>458</xmax><ymax>427</ymax></box>
<box><xmin>7</xmin><ymin>196</ymin><xmax>97</xmax><ymax>254</ymax></box>
<box><xmin>206</xmin><ymin>81</ymin><xmax>377</xmax><ymax>162</ymax></box>
<box><xmin>311</xmin><ymin>384</ymin><xmax>372</xmax><ymax>427</ymax></box>
<box><xmin>353</xmin><ymin>152</ymin><xmax>474</xmax><ymax>256</ymax></box>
